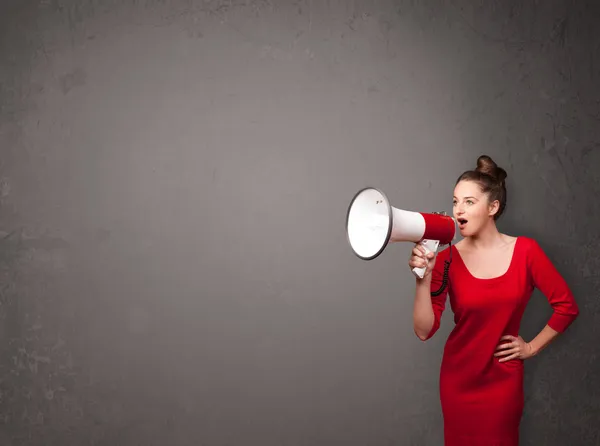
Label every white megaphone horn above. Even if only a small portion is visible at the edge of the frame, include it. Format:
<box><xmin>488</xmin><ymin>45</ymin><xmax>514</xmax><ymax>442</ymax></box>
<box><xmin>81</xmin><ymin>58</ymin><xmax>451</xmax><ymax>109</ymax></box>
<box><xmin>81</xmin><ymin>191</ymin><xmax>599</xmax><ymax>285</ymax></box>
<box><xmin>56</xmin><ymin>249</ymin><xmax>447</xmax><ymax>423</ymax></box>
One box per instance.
<box><xmin>345</xmin><ymin>187</ymin><xmax>457</xmax><ymax>281</ymax></box>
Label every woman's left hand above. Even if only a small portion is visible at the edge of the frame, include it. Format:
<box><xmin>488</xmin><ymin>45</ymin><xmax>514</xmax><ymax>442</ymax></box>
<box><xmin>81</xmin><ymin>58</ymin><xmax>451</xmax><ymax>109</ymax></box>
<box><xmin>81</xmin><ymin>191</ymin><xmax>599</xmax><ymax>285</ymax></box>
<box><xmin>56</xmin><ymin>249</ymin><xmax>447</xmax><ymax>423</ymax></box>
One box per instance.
<box><xmin>494</xmin><ymin>335</ymin><xmax>535</xmax><ymax>362</ymax></box>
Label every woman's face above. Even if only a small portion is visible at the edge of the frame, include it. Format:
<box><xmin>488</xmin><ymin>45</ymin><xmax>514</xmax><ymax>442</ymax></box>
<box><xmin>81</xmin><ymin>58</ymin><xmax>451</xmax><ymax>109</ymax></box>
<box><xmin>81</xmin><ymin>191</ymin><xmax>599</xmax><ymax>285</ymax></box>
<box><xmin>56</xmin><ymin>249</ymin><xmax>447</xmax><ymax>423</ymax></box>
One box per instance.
<box><xmin>452</xmin><ymin>180</ymin><xmax>498</xmax><ymax>236</ymax></box>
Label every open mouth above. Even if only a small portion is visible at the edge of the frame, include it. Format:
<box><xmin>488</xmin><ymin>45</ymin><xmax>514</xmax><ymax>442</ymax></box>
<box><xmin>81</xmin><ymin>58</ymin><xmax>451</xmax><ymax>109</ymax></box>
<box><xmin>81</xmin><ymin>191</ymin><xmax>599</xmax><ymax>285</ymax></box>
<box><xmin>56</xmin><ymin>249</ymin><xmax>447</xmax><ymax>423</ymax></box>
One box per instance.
<box><xmin>457</xmin><ymin>218</ymin><xmax>468</xmax><ymax>228</ymax></box>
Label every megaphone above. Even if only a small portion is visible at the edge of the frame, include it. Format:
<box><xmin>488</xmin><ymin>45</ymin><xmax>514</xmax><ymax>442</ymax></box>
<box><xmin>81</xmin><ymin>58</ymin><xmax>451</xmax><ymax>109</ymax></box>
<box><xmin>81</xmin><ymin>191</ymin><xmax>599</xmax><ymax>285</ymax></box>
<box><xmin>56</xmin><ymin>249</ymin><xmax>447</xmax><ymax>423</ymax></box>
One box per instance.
<box><xmin>345</xmin><ymin>187</ymin><xmax>456</xmax><ymax>293</ymax></box>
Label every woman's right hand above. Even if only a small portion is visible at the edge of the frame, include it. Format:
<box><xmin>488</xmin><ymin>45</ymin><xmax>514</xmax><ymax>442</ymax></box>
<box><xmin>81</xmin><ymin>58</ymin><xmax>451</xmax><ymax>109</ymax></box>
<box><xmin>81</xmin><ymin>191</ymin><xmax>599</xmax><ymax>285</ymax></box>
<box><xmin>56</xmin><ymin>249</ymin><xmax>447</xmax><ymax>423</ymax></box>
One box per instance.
<box><xmin>408</xmin><ymin>243</ymin><xmax>436</xmax><ymax>279</ymax></box>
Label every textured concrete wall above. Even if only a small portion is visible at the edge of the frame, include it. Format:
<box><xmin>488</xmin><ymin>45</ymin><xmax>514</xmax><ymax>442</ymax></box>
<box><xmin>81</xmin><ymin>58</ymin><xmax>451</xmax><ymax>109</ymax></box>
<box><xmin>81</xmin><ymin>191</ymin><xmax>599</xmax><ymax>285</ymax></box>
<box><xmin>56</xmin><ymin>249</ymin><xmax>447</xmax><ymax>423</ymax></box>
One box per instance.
<box><xmin>1</xmin><ymin>1</ymin><xmax>598</xmax><ymax>445</ymax></box>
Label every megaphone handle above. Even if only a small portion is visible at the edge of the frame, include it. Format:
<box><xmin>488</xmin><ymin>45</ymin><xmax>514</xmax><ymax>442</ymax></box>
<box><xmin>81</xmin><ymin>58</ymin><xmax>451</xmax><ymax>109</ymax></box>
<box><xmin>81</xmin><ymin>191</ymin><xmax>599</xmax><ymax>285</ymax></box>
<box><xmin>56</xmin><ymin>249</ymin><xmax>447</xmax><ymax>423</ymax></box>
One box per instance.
<box><xmin>412</xmin><ymin>239</ymin><xmax>440</xmax><ymax>279</ymax></box>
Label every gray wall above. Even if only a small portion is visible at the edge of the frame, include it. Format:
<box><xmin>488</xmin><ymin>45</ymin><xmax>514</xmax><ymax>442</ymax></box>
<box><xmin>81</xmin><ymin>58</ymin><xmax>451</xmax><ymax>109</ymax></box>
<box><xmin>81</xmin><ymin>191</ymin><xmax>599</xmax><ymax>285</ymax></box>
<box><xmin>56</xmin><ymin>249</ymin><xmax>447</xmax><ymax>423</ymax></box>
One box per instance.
<box><xmin>1</xmin><ymin>1</ymin><xmax>599</xmax><ymax>445</ymax></box>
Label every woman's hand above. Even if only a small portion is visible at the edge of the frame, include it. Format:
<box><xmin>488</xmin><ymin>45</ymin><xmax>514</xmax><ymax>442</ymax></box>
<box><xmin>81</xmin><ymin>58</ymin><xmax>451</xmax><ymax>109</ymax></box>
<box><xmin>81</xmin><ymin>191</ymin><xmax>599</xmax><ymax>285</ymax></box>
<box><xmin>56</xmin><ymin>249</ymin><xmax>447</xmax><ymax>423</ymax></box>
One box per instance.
<box><xmin>408</xmin><ymin>243</ymin><xmax>436</xmax><ymax>279</ymax></box>
<box><xmin>494</xmin><ymin>335</ymin><xmax>535</xmax><ymax>362</ymax></box>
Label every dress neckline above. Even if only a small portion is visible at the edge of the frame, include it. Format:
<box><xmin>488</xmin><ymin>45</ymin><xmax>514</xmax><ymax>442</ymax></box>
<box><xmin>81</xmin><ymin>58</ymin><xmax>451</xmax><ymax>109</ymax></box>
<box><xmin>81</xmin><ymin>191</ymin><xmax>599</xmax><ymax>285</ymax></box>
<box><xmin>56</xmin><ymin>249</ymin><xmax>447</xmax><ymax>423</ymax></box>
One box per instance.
<box><xmin>452</xmin><ymin>236</ymin><xmax>521</xmax><ymax>281</ymax></box>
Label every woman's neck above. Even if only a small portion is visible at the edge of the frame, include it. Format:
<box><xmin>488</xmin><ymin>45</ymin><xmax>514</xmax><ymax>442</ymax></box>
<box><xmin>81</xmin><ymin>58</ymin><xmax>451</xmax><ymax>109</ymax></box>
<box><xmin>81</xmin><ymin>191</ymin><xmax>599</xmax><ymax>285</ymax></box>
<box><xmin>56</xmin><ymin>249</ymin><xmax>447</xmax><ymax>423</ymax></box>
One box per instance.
<box><xmin>466</xmin><ymin>222</ymin><xmax>505</xmax><ymax>250</ymax></box>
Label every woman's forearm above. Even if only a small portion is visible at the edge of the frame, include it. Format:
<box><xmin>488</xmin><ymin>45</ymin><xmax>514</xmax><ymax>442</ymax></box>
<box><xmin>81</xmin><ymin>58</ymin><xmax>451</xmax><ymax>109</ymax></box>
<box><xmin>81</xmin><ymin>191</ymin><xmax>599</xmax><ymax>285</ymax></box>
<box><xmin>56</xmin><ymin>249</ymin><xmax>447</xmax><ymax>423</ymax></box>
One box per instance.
<box><xmin>413</xmin><ymin>277</ymin><xmax>435</xmax><ymax>340</ymax></box>
<box><xmin>528</xmin><ymin>324</ymin><xmax>561</xmax><ymax>356</ymax></box>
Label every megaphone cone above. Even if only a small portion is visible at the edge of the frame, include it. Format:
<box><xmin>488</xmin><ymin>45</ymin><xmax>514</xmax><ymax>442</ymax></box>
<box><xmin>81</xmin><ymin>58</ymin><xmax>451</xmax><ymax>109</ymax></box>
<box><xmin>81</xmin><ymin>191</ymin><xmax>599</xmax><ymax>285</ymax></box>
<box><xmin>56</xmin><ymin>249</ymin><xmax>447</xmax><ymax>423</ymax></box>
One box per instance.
<box><xmin>345</xmin><ymin>187</ymin><xmax>456</xmax><ymax>279</ymax></box>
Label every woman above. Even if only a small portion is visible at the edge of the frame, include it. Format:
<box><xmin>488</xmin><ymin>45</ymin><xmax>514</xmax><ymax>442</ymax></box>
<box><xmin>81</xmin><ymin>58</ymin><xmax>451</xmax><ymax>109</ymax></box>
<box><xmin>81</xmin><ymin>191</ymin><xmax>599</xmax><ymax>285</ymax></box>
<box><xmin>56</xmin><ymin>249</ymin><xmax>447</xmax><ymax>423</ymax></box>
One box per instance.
<box><xmin>409</xmin><ymin>155</ymin><xmax>579</xmax><ymax>445</ymax></box>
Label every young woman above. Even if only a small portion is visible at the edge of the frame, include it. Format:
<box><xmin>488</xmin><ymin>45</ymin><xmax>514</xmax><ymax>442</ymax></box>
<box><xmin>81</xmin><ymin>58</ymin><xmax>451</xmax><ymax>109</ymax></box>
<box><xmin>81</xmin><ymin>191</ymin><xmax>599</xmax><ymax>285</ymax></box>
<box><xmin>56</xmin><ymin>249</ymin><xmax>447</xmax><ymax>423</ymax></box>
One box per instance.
<box><xmin>409</xmin><ymin>155</ymin><xmax>579</xmax><ymax>446</ymax></box>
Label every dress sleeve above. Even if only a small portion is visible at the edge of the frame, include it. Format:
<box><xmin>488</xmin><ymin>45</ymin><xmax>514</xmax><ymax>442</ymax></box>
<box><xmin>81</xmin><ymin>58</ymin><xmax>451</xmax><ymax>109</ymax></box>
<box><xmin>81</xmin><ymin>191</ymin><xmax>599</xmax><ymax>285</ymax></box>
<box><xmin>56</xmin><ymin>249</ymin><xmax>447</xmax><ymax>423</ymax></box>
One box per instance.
<box><xmin>422</xmin><ymin>247</ymin><xmax>450</xmax><ymax>340</ymax></box>
<box><xmin>527</xmin><ymin>239</ymin><xmax>579</xmax><ymax>333</ymax></box>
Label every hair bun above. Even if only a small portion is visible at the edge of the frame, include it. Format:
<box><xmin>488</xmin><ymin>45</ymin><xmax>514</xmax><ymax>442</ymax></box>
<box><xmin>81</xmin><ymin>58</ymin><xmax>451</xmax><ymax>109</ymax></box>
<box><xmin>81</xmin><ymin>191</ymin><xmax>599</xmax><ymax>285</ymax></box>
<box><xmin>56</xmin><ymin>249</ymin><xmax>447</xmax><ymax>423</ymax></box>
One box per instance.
<box><xmin>476</xmin><ymin>155</ymin><xmax>507</xmax><ymax>183</ymax></box>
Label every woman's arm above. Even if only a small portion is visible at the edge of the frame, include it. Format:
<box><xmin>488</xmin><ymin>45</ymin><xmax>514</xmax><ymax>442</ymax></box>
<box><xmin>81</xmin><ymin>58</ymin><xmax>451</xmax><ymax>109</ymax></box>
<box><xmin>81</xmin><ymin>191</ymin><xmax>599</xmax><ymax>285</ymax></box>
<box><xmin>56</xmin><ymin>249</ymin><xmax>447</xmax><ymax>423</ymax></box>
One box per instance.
<box><xmin>496</xmin><ymin>239</ymin><xmax>579</xmax><ymax>362</ymax></box>
<box><xmin>527</xmin><ymin>239</ymin><xmax>580</xmax><ymax>335</ymax></box>
<box><xmin>412</xmin><ymin>248</ymin><xmax>449</xmax><ymax>341</ymax></box>
<box><xmin>413</xmin><ymin>276</ymin><xmax>436</xmax><ymax>340</ymax></box>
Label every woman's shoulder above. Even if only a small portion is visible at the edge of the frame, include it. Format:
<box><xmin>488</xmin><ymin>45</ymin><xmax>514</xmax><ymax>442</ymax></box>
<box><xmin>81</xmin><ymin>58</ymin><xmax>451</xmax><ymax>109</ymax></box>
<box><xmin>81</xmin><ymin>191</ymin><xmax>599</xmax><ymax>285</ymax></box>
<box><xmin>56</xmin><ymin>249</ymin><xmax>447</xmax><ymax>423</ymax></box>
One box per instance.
<box><xmin>514</xmin><ymin>235</ymin><xmax>541</xmax><ymax>249</ymax></box>
<box><xmin>513</xmin><ymin>235</ymin><xmax>547</xmax><ymax>261</ymax></box>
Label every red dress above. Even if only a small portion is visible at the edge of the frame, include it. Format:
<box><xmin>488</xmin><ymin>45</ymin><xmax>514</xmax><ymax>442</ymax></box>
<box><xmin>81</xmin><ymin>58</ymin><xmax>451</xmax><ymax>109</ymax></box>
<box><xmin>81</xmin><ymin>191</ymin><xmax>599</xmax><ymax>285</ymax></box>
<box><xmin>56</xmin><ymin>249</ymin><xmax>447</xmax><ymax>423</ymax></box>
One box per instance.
<box><xmin>425</xmin><ymin>236</ymin><xmax>579</xmax><ymax>446</ymax></box>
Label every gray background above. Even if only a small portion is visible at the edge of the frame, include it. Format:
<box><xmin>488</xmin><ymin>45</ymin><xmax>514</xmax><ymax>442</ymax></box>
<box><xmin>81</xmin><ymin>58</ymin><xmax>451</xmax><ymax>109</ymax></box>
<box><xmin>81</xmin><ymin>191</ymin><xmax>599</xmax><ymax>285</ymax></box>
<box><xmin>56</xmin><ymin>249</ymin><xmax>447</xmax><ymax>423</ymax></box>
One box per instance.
<box><xmin>1</xmin><ymin>0</ymin><xmax>599</xmax><ymax>445</ymax></box>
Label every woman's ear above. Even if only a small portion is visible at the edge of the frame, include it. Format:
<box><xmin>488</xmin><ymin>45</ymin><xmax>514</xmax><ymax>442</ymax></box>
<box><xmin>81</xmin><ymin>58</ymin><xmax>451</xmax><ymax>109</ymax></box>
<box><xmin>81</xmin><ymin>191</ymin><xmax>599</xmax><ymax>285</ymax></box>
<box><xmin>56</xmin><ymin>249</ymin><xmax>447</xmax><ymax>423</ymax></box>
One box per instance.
<box><xmin>488</xmin><ymin>199</ymin><xmax>500</xmax><ymax>217</ymax></box>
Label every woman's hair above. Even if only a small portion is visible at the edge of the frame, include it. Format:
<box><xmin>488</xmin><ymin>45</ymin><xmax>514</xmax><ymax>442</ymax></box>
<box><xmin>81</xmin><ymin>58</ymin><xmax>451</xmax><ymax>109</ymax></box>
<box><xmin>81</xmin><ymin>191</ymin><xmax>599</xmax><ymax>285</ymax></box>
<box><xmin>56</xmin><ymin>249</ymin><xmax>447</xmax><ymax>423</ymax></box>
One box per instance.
<box><xmin>456</xmin><ymin>155</ymin><xmax>508</xmax><ymax>220</ymax></box>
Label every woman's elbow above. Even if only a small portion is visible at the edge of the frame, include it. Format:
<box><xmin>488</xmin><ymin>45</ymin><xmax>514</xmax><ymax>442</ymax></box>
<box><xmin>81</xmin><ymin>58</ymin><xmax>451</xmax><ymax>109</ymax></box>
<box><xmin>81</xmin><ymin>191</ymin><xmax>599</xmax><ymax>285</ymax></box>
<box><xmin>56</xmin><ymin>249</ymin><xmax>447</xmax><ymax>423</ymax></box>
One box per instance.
<box><xmin>414</xmin><ymin>328</ymin><xmax>433</xmax><ymax>341</ymax></box>
<box><xmin>564</xmin><ymin>300</ymin><xmax>580</xmax><ymax>319</ymax></box>
<box><xmin>573</xmin><ymin>305</ymin><xmax>580</xmax><ymax>319</ymax></box>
